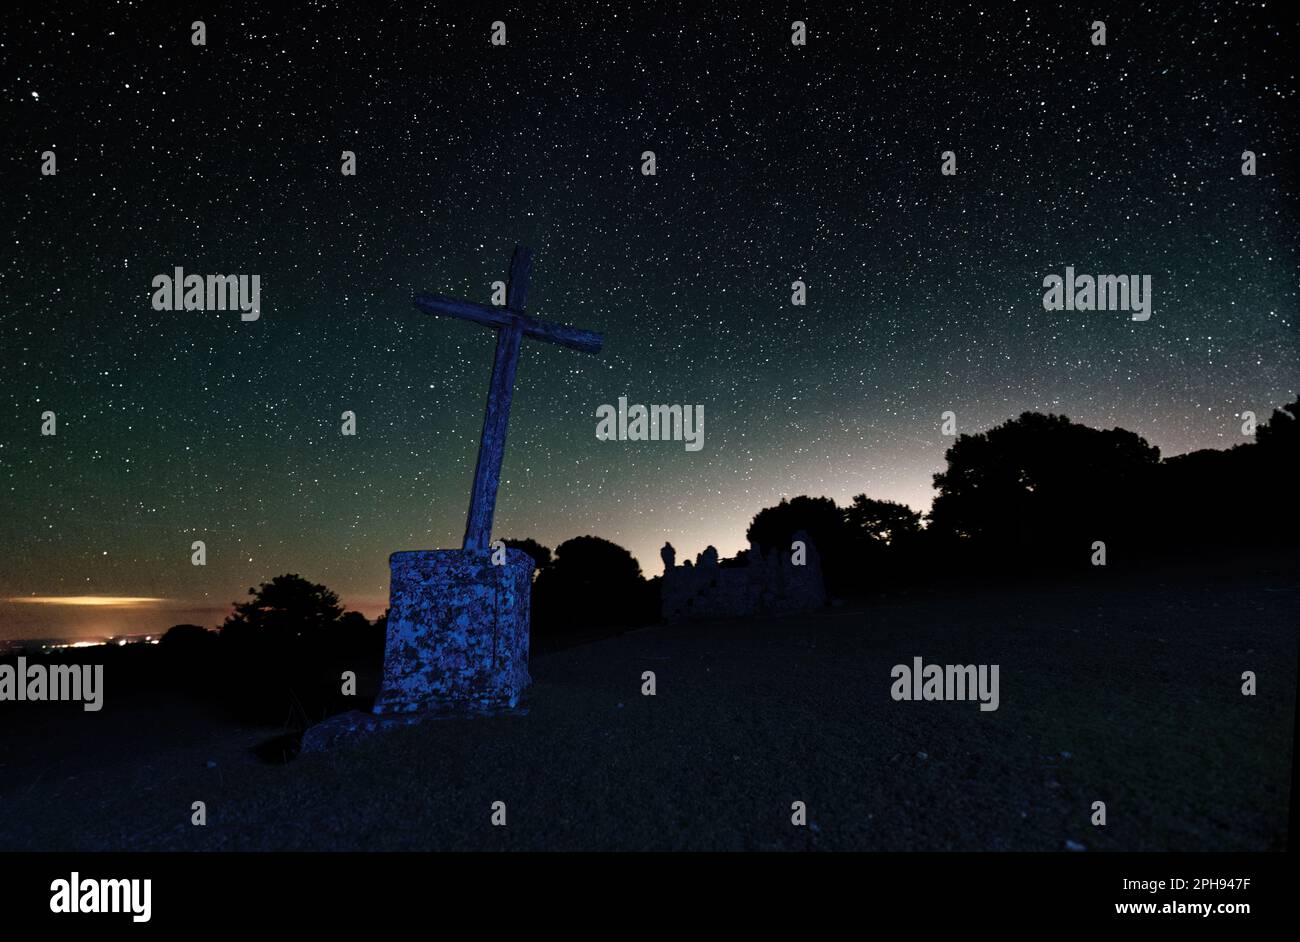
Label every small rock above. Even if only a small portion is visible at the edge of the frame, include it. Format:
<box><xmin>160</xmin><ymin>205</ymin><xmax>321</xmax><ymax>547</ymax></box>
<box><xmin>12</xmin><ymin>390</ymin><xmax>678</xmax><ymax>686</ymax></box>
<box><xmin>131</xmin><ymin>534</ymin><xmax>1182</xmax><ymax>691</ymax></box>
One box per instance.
<box><xmin>206</xmin><ymin>760</ymin><xmax>218</xmax><ymax>769</ymax></box>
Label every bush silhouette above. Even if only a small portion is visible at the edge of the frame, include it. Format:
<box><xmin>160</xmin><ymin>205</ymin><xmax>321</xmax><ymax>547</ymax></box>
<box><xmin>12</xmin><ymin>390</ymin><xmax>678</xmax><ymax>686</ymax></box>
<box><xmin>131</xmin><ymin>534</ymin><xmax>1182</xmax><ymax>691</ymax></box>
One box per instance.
<box><xmin>160</xmin><ymin>623</ymin><xmax>214</xmax><ymax>649</ymax></box>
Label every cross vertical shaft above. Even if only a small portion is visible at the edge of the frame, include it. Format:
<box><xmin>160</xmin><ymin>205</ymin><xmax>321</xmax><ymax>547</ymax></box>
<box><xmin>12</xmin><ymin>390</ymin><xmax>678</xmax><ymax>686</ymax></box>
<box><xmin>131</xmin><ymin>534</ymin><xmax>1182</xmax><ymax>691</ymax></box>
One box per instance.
<box><xmin>357</xmin><ymin>246</ymin><xmax>604</xmax><ymax>726</ymax></box>
<box><xmin>411</xmin><ymin>245</ymin><xmax>601</xmax><ymax>551</ymax></box>
<box><xmin>462</xmin><ymin>247</ymin><xmax>532</xmax><ymax>551</ymax></box>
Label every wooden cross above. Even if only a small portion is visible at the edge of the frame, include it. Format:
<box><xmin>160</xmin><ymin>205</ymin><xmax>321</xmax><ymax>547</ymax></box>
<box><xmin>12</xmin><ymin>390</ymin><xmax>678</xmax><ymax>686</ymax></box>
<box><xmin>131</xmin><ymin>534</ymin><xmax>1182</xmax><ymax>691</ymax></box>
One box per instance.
<box><xmin>414</xmin><ymin>246</ymin><xmax>604</xmax><ymax>552</ymax></box>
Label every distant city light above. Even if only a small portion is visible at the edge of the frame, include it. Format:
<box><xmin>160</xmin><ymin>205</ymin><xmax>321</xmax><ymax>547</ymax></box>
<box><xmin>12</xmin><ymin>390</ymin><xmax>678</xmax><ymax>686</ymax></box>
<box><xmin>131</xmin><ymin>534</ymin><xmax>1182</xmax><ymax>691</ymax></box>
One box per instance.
<box><xmin>7</xmin><ymin>596</ymin><xmax>165</xmax><ymax>607</ymax></box>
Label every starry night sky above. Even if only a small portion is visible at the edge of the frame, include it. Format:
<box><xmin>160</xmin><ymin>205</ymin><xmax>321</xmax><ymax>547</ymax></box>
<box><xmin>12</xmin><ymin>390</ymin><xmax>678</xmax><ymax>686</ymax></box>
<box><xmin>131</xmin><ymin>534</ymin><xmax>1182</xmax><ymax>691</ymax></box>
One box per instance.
<box><xmin>2</xmin><ymin>2</ymin><xmax>1296</xmax><ymax>639</ymax></box>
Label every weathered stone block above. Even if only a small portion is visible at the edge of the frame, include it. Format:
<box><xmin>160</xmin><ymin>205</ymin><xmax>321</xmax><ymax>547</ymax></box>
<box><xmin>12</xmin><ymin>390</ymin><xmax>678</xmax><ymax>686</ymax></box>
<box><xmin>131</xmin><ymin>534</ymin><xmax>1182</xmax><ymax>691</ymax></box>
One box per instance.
<box><xmin>373</xmin><ymin>548</ymin><xmax>533</xmax><ymax>714</ymax></box>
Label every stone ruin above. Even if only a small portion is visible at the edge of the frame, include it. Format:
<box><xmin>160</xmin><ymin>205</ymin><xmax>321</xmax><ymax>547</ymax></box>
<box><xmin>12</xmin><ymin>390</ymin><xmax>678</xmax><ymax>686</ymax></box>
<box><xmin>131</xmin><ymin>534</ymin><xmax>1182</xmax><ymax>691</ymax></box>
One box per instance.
<box><xmin>659</xmin><ymin>530</ymin><xmax>826</xmax><ymax>622</ymax></box>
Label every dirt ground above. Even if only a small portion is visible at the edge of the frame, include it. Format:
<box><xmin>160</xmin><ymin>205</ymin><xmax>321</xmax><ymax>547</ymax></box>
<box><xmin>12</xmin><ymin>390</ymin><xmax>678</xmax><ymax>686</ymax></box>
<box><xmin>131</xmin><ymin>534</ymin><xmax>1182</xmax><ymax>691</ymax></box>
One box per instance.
<box><xmin>1</xmin><ymin>554</ymin><xmax>1295</xmax><ymax>851</ymax></box>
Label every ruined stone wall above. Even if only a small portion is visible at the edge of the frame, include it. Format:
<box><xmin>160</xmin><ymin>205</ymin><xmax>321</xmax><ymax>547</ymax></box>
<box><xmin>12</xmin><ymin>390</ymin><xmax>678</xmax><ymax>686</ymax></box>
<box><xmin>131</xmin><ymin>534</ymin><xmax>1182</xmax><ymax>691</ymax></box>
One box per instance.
<box><xmin>659</xmin><ymin>531</ymin><xmax>826</xmax><ymax>622</ymax></box>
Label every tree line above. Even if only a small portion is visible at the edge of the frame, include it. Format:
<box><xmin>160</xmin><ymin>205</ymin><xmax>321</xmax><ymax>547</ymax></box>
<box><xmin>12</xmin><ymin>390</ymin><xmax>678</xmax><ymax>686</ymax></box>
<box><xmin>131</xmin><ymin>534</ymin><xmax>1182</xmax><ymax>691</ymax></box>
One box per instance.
<box><xmin>151</xmin><ymin>394</ymin><xmax>1297</xmax><ymax>731</ymax></box>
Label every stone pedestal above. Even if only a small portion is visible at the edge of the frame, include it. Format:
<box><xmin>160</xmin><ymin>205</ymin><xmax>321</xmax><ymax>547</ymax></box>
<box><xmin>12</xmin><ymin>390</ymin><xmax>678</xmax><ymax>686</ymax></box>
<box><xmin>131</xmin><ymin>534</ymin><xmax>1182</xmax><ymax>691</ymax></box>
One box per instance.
<box><xmin>301</xmin><ymin>548</ymin><xmax>535</xmax><ymax>753</ymax></box>
<box><xmin>373</xmin><ymin>548</ymin><xmax>534</xmax><ymax>713</ymax></box>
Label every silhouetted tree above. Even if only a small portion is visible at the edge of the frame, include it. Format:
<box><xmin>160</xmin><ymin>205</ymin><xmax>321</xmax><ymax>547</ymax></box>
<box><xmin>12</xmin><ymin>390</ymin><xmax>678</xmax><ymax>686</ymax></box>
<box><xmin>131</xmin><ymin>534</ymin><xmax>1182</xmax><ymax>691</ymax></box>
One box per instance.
<box><xmin>841</xmin><ymin>495</ymin><xmax>924</xmax><ymax>587</ymax></box>
<box><xmin>532</xmin><ymin>535</ymin><xmax>655</xmax><ymax>639</ymax></box>
<box><xmin>1257</xmin><ymin>395</ymin><xmax>1300</xmax><ymax>454</ymax></box>
<box><xmin>845</xmin><ymin>496</ymin><xmax>922</xmax><ymax>545</ymax></box>
<box><xmin>1254</xmin><ymin>395</ymin><xmax>1300</xmax><ymax>542</ymax></box>
<box><xmin>746</xmin><ymin>495</ymin><xmax>851</xmax><ymax>593</ymax></box>
<box><xmin>217</xmin><ymin>574</ymin><xmax>352</xmax><ymax>727</ymax></box>
<box><xmin>1157</xmin><ymin>394</ymin><xmax>1300</xmax><ymax>549</ymax></box>
<box><xmin>221</xmin><ymin>574</ymin><xmax>344</xmax><ymax>642</ymax></box>
<box><xmin>503</xmin><ymin>538</ymin><xmax>553</xmax><ymax>575</ymax></box>
<box><xmin>928</xmin><ymin>412</ymin><xmax>1160</xmax><ymax>567</ymax></box>
<box><xmin>324</xmin><ymin>609</ymin><xmax>378</xmax><ymax>654</ymax></box>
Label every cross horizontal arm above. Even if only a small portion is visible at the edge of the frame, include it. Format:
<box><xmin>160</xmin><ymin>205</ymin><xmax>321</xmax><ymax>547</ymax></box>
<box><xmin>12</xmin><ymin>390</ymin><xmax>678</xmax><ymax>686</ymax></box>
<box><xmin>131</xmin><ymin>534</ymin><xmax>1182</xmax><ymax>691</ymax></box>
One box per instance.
<box><xmin>413</xmin><ymin>292</ymin><xmax>604</xmax><ymax>354</ymax></box>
